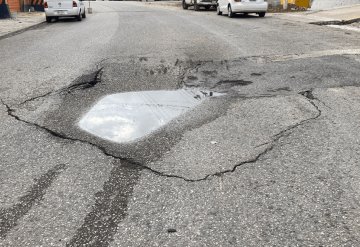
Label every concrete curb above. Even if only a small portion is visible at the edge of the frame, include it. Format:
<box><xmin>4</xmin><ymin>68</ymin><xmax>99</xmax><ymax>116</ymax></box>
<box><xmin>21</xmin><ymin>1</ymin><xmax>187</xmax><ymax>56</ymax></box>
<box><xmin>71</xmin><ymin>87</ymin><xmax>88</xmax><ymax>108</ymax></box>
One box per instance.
<box><xmin>310</xmin><ymin>18</ymin><xmax>360</xmax><ymax>25</ymax></box>
<box><xmin>0</xmin><ymin>20</ymin><xmax>46</xmax><ymax>41</ymax></box>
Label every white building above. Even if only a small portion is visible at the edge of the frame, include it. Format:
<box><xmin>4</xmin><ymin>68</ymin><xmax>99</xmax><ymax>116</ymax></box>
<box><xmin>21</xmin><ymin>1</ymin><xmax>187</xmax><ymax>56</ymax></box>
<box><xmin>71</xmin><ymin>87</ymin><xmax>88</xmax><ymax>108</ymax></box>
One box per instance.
<box><xmin>311</xmin><ymin>0</ymin><xmax>360</xmax><ymax>10</ymax></box>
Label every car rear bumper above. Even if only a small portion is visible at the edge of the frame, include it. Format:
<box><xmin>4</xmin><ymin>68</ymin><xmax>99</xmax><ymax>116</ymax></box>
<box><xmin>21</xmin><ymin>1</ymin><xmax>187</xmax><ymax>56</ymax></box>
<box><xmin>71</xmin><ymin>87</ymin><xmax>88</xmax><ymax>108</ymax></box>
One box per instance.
<box><xmin>45</xmin><ymin>8</ymin><xmax>79</xmax><ymax>17</ymax></box>
<box><xmin>231</xmin><ymin>2</ymin><xmax>268</xmax><ymax>13</ymax></box>
<box><xmin>198</xmin><ymin>0</ymin><xmax>217</xmax><ymax>5</ymax></box>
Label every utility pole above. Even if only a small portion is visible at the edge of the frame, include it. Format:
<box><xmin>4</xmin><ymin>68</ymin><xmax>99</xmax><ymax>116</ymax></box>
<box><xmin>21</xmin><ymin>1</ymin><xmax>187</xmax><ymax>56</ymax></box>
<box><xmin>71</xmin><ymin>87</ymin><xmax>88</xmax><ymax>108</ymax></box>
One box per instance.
<box><xmin>88</xmin><ymin>0</ymin><xmax>92</xmax><ymax>14</ymax></box>
<box><xmin>283</xmin><ymin>0</ymin><xmax>288</xmax><ymax>10</ymax></box>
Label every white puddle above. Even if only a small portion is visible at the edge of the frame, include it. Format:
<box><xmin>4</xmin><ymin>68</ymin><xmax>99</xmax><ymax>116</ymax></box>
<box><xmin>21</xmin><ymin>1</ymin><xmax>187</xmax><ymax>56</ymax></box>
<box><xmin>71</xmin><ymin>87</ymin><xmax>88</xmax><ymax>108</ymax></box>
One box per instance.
<box><xmin>79</xmin><ymin>89</ymin><xmax>211</xmax><ymax>143</ymax></box>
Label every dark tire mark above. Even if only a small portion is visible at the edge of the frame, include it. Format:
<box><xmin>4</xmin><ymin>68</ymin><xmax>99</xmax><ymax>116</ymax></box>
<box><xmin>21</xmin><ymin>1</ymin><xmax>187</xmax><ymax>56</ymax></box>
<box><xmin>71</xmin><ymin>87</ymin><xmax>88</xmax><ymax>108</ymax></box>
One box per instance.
<box><xmin>0</xmin><ymin>164</ymin><xmax>67</xmax><ymax>239</ymax></box>
<box><xmin>167</xmin><ymin>228</ymin><xmax>177</xmax><ymax>233</ymax></box>
<box><xmin>67</xmin><ymin>160</ymin><xmax>142</xmax><ymax>247</ymax></box>
<box><xmin>157</xmin><ymin>66</ymin><xmax>168</xmax><ymax>74</ymax></box>
<box><xmin>187</xmin><ymin>75</ymin><xmax>198</xmax><ymax>81</ymax></box>
<box><xmin>267</xmin><ymin>87</ymin><xmax>291</xmax><ymax>92</ymax></box>
<box><xmin>139</xmin><ymin>57</ymin><xmax>148</xmax><ymax>62</ymax></box>
<box><xmin>251</xmin><ymin>72</ymin><xmax>264</xmax><ymax>76</ymax></box>
<box><xmin>174</xmin><ymin>59</ymin><xmax>180</xmax><ymax>66</ymax></box>
<box><xmin>202</xmin><ymin>70</ymin><xmax>218</xmax><ymax>76</ymax></box>
<box><xmin>212</xmin><ymin>79</ymin><xmax>253</xmax><ymax>89</ymax></box>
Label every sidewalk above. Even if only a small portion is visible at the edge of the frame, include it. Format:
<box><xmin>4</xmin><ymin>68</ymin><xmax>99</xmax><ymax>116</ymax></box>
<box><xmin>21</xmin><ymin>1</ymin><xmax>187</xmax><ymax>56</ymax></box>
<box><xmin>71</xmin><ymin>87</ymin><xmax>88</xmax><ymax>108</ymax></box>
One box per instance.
<box><xmin>272</xmin><ymin>4</ymin><xmax>360</xmax><ymax>24</ymax></box>
<box><xmin>144</xmin><ymin>0</ymin><xmax>181</xmax><ymax>8</ymax></box>
<box><xmin>0</xmin><ymin>12</ymin><xmax>45</xmax><ymax>39</ymax></box>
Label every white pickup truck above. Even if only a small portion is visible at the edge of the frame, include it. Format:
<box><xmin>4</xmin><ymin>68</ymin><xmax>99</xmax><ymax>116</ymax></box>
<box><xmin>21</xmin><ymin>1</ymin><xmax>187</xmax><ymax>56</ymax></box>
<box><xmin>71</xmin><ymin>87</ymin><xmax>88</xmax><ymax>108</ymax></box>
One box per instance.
<box><xmin>182</xmin><ymin>0</ymin><xmax>217</xmax><ymax>11</ymax></box>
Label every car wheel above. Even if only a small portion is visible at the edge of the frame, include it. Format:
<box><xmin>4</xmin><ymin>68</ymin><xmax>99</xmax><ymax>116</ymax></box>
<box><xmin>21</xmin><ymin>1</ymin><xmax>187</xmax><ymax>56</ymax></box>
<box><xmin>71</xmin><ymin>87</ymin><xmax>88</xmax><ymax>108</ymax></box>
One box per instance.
<box><xmin>82</xmin><ymin>9</ymin><xmax>86</xmax><ymax>18</ymax></box>
<box><xmin>46</xmin><ymin>16</ymin><xmax>52</xmax><ymax>23</ymax></box>
<box><xmin>259</xmin><ymin>12</ymin><xmax>265</xmax><ymax>17</ymax></box>
<box><xmin>77</xmin><ymin>10</ymin><xmax>82</xmax><ymax>21</ymax></box>
<box><xmin>228</xmin><ymin>5</ymin><xmax>234</xmax><ymax>18</ymax></box>
<box><xmin>216</xmin><ymin>5</ymin><xmax>222</xmax><ymax>15</ymax></box>
<box><xmin>194</xmin><ymin>1</ymin><xmax>200</xmax><ymax>11</ymax></box>
<box><xmin>182</xmin><ymin>0</ymin><xmax>188</xmax><ymax>9</ymax></box>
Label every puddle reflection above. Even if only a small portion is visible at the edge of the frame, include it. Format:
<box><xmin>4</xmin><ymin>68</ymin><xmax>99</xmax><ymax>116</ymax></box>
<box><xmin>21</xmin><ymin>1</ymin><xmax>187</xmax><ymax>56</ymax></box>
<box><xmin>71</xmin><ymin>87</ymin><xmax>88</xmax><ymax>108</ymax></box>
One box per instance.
<box><xmin>79</xmin><ymin>89</ymin><xmax>208</xmax><ymax>143</ymax></box>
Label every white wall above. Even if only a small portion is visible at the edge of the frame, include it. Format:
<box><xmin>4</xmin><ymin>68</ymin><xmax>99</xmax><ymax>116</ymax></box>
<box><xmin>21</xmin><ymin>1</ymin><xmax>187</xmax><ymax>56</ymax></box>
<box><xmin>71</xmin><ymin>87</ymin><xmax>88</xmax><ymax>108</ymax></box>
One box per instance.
<box><xmin>311</xmin><ymin>0</ymin><xmax>360</xmax><ymax>10</ymax></box>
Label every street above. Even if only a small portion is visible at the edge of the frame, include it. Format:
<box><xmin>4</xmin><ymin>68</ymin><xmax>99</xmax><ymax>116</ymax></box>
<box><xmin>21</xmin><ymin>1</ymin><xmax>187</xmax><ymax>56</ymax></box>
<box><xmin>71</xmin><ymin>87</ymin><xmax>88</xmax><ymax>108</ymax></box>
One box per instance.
<box><xmin>1</xmin><ymin>1</ymin><xmax>360</xmax><ymax>246</ymax></box>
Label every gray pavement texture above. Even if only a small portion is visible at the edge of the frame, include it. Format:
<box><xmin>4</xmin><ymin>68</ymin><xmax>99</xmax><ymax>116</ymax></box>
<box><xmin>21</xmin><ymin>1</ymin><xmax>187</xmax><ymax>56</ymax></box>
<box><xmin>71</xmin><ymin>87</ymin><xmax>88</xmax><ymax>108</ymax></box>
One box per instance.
<box><xmin>1</xmin><ymin>1</ymin><xmax>360</xmax><ymax>246</ymax></box>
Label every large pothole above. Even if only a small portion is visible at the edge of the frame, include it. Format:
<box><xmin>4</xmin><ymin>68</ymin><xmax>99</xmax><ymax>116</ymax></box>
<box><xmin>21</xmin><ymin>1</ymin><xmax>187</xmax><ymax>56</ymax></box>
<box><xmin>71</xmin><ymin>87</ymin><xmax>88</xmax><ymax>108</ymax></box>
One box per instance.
<box><xmin>78</xmin><ymin>89</ymin><xmax>216</xmax><ymax>143</ymax></box>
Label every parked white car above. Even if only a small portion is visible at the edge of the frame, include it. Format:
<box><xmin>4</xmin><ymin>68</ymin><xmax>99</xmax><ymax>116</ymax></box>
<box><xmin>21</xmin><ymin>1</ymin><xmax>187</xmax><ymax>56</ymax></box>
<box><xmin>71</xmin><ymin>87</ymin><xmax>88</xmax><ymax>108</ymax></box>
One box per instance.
<box><xmin>182</xmin><ymin>0</ymin><xmax>217</xmax><ymax>11</ymax></box>
<box><xmin>44</xmin><ymin>0</ymin><xmax>86</xmax><ymax>22</ymax></box>
<box><xmin>217</xmin><ymin>0</ymin><xmax>268</xmax><ymax>18</ymax></box>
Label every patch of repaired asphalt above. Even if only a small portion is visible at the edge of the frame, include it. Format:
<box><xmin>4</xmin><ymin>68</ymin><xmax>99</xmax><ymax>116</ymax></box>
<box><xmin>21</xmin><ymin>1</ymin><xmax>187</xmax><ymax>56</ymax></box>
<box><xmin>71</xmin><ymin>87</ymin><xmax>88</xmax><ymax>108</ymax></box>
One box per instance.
<box><xmin>146</xmin><ymin>94</ymin><xmax>320</xmax><ymax>180</ymax></box>
<box><xmin>183</xmin><ymin>55</ymin><xmax>360</xmax><ymax>95</ymax></box>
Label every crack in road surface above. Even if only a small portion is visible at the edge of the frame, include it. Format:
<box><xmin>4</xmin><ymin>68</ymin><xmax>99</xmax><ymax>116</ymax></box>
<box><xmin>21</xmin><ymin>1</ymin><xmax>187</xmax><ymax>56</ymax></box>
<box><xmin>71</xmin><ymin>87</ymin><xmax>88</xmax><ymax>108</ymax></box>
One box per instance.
<box><xmin>18</xmin><ymin>68</ymin><xmax>103</xmax><ymax>106</ymax></box>
<box><xmin>19</xmin><ymin>91</ymin><xmax>53</xmax><ymax>106</ymax></box>
<box><xmin>0</xmin><ymin>164</ymin><xmax>67</xmax><ymax>239</ymax></box>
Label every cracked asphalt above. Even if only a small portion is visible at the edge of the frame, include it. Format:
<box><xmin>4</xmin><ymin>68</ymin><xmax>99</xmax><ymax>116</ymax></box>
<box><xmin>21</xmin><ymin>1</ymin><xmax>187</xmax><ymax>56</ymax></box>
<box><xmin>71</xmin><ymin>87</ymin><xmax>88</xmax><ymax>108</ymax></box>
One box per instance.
<box><xmin>1</xmin><ymin>1</ymin><xmax>360</xmax><ymax>246</ymax></box>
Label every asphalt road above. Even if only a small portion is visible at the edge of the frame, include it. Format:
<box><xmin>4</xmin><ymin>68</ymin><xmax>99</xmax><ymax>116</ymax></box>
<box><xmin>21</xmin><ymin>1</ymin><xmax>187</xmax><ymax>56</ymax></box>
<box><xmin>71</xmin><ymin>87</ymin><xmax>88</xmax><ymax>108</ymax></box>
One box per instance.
<box><xmin>1</xmin><ymin>2</ymin><xmax>360</xmax><ymax>246</ymax></box>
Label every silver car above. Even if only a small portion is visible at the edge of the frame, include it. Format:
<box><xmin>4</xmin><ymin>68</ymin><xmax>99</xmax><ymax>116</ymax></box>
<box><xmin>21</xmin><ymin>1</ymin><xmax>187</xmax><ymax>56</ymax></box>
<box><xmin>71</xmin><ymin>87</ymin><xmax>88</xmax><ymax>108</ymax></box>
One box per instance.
<box><xmin>182</xmin><ymin>0</ymin><xmax>217</xmax><ymax>11</ymax></box>
<box><xmin>44</xmin><ymin>0</ymin><xmax>86</xmax><ymax>22</ymax></box>
<box><xmin>217</xmin><ymin>0</ymin><xmax>268</xmax><ymax>18</ymax></box>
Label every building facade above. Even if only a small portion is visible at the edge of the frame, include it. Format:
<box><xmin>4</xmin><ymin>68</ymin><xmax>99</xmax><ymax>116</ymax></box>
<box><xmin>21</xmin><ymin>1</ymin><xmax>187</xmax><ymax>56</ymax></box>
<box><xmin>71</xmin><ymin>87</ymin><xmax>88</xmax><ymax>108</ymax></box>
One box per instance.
<box><xmin>5</xmin><ymin>0</ymin><xmax>43</xmax><ymax>13</ymax></box>
<box><xmin>7</xmin><ymin>0</ymin><xmax>20</xmax><ymax>12</ymax></box>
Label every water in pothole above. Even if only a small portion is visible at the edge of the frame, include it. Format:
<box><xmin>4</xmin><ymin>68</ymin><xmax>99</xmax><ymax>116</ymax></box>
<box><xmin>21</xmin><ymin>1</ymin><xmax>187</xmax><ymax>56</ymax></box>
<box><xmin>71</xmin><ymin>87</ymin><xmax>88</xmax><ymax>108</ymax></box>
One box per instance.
<box><xmin>79</xmin><ymin>89</ymin><xmax>214</xmax><ymax>143</ymax></box>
